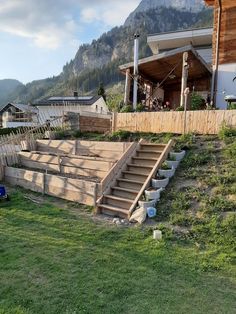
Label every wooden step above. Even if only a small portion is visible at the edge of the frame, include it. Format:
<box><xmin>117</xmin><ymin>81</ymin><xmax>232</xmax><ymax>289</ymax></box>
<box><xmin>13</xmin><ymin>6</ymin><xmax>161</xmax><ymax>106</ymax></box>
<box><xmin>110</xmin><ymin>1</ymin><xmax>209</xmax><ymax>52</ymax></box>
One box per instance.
<box><xmin>132</xmin><ymin>156</ymin><xmax>156</xmax><ymax>166</ymax></box>
<box><xmin>127</xmin><ymin>163</ymin><xmax>153</xmax><ymax>174</ymax></box>
<box><xmin>137</xmin><ymin>150</ymin><xmax>162</xmax><ymax>158</ymax></box>
<box><xmin>98</xmin><ymin>204</ymin><xmax>129</xmax><ymax>218</ymax></box>
<box><xmin>122</xmin><ymin>171</ymin><xmax>147</xmax><ymax>182</ymax></box>
<box><xmin>111</xmin><ymin>186</ymin><xmax>139</xmax><ymax>200</ymax></box>
<box><xmin>140</xmin><ymin>143</ymin><xmax>166</xmax><ymax>152</ymax></box>
<box><xmin>117</xmin><ymin>178</ymin><xmax>144</xmax><ymax>189</ymax></box>
<box><xmin>104</xmin><ymin>195</ymin><xmax>133</xmax><ymax>209</ymax></box>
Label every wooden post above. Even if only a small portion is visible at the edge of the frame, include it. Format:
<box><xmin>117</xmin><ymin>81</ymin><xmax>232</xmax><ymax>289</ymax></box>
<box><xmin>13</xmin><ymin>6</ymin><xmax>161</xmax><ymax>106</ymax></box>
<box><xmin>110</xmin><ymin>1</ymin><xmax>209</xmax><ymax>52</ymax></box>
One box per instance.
<box><xmin>180</xmin><ymin>52</ymin><xmax>189</xmax><ymax>107</ymax></box>
<box><xmin>124</xmin><ymin>69</ymin><xmax>131</xmax><ymax>105</ymax></box>
<box><xmin>183</xmin><ymin>87</ymin><xmax>190</xmax><ymax>134</ymax></box>
<box><xmin>112</xmin><ymin>112</ymin><xmax>117</xmax><ymax>133</ymax></box>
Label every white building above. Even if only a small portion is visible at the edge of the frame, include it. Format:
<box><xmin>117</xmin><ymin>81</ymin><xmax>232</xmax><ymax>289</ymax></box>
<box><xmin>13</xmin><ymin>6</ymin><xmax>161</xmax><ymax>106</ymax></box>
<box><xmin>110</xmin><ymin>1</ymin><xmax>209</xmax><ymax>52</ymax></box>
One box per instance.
<box><xmin>32</xmin><ymin>94</ymin><xmax>109</xmax><ymax>124</ymax></box>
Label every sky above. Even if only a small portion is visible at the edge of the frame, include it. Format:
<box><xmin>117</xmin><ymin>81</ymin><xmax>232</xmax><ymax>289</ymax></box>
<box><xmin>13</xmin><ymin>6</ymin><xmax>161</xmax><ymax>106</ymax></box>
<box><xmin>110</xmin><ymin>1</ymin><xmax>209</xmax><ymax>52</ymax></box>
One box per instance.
<box><xmin>0</xmin><ymin>0</ymin><xmax>140</xmax><ymax>84</ymax></box>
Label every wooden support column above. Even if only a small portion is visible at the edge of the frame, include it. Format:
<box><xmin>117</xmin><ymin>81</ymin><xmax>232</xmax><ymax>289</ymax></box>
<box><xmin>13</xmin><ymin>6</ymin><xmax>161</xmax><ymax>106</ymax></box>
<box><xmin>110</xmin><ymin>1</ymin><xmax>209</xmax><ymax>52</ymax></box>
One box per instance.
<box><xmin>180</xmin><ymin>52</ymin><xmax>189</xmax><ymax>107</ymax></box>
<box><xmin>124</xmin><ymin>69</ymin><xmax>131</xmax><ymax>105</ymax></box>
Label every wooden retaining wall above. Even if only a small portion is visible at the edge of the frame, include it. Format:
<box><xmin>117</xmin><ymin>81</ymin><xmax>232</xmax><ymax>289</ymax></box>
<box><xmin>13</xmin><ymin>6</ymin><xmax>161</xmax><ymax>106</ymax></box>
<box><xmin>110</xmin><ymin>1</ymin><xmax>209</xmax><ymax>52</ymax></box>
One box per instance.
<box><xmin>36</xmin><ymin>140</ymin><xmax>131</xmax><ymax>160</ymax></box>
<box><xmin>18</xmin><ymin>152</ymin><xmax>115</xmax><ymax>179</ymax></box>
<box><xmin>5</xmin><ymin>167</ymin><xmax>97</xmax><ymax>206</ymax></box>
<box><xmin>112</xmin><ymin>110</ymin><xmax>236</xmax><ymax>134</ymax></box>
<box><xmin>79</xmin><ymin>115</ymin><xmax>111</xmax><ymax>133</ymax></box>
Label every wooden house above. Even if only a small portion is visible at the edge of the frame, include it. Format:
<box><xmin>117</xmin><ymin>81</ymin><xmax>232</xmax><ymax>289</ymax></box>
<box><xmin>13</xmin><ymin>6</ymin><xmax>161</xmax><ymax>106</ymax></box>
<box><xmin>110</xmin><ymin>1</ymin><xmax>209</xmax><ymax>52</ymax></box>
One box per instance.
<box><xmin>204</xmin><ymin>0</ymin><xmax>236</xmax><ymax>107</ymax></box>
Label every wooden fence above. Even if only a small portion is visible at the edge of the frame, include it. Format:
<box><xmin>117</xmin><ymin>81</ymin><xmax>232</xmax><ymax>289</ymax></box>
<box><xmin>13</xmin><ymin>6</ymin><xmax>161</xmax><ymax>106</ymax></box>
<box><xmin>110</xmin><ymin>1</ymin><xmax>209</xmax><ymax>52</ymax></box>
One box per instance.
<box><xmin>112</xmin><ymin>110</ymin><xmax>236</xmax><ymax>134</ymax></box>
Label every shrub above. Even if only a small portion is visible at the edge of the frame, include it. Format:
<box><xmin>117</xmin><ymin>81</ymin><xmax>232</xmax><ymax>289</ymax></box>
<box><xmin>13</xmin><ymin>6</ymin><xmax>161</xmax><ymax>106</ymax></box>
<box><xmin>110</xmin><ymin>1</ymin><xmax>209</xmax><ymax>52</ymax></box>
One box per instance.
<box><xmin>218</xmin><ymin>123</ymin><xmax>236</xmax><ymax>141</ymax></box>
<box><xmin>136</xmin><ymin>103</ymin><xmax>145</xmax><ymax>112</ymax></box>
<box><xmin>190</xmin><ymin>92</ymin><xmax>204</xmax><ymax>110</ymax></box>
<box><xmin>120</xmin><ymin>105</ymin><xmax>133</xmax><ymax>113</ymax></box>
<box><xmin>109</xmin><ymin>130</ymin><xmax>131</xmax><ymax>141</ymax></box>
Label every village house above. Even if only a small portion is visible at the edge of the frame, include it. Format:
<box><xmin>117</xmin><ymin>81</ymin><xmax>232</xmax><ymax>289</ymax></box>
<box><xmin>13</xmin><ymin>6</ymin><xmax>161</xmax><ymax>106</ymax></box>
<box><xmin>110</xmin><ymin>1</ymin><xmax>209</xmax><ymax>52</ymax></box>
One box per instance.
<box><xmin>32</xmin><ymin>93</ymin><xmax>109</xmax><ymax>124</ymax></box>
<box><xmin>0</xmin><ymin>103</ymin><xmax>38</xmax><ymax>128</ymax></box>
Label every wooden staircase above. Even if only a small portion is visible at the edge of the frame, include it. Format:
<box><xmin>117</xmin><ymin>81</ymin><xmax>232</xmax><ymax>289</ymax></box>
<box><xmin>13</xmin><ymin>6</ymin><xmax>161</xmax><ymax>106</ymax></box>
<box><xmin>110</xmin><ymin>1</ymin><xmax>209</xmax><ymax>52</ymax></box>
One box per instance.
<box><xmin>96</xmin><ymin>140</ymin><xmax>174</xmax><ymax>219</ymax></box>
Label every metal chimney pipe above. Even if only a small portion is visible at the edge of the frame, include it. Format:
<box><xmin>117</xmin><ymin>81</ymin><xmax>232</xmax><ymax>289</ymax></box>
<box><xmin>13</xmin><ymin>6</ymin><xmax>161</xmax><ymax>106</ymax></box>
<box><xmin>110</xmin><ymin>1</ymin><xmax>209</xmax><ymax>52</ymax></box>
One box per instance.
<box><xmin>133</xmin><ymin>33</ymin><xmax>140</xmax><ymax>110</ymax></box>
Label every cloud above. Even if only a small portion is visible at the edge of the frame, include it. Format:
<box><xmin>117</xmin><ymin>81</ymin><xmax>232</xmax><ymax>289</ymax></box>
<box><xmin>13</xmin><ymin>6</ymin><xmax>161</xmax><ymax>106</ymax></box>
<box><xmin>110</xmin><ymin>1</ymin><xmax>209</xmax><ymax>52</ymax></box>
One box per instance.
<box><xmin>80</xmin><ymin>1</ymin><xmax>140</xmax><ymax>26</ymax></box>
<box><xmin>0</xmin><ymin>0</ymin><xmax>139</xmax><ymax>49</ymax></box>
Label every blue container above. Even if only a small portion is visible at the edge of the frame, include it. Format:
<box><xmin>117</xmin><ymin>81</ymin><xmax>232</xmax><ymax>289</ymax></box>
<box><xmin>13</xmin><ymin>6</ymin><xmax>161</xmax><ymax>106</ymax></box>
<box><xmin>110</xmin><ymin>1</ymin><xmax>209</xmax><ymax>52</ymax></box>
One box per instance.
<box><xmin>0</xmin><ymin>186</ymin><xmax>7</xmax><ymax>198</ymax></box>
<box><xmin>147</xmin><ymin>207</ymin><xmax>157</xmax><ymax>218</ymax></box>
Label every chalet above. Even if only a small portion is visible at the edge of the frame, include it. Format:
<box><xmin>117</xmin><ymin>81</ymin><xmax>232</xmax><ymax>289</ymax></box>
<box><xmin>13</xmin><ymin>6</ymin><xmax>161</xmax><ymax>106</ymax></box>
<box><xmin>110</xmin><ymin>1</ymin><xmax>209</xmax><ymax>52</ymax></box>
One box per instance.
<box><xmin>120</xmin><ymin>0</ymin><xmax>236</xmax><ymax>110</ymax></box>
<box><xmin>120</xmin><ymin>28</ymin><xmax>213</xmax><ymax>110</ymax></box>
<box><xmin>32</xmin><ymin>93</ymin><xmax>109</xmax><ymax>123</ymax></box>
<box><xmin>0</xmin><ymin>103</ymin><xmax>38</xmax><ymax>128</ymax></box>
<box><xmin>204</xmin><ymin>0</ymin><xmax>236</xmax><ymax>107</ymax></box>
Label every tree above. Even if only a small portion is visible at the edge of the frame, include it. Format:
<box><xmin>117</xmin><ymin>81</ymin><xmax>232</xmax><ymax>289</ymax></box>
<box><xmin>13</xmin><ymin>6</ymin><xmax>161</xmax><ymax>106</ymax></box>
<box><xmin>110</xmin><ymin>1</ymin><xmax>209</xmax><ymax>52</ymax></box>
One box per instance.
<box><xmin>97</xmin><ymin>83</ymin><xmax>106</xmax><ymax>101</ymax></box>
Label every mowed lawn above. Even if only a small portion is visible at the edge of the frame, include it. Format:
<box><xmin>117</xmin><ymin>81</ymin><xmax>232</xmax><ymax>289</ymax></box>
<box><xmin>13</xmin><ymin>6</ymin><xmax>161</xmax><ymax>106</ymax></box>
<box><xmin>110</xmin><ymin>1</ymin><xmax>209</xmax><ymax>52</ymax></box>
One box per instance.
<box><xmin>0</xmin><ymin>191</ymin><xmax>235</xmax><ymax>314</ymax></box>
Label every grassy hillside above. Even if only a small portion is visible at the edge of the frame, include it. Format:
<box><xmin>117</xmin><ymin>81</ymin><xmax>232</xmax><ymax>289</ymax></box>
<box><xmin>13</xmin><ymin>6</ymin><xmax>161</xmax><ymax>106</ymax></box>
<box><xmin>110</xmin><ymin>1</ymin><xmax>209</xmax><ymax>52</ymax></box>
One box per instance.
<box><xmin>0</xmin><ymin>130</ymin><xmax>235</xmax><ymax>313</ymax></box>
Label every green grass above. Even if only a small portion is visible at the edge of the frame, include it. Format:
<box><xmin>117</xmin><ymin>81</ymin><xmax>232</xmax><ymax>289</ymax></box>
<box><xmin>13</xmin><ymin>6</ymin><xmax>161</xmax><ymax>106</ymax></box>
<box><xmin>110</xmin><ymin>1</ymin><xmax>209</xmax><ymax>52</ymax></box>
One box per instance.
<box><xmin>0</xmin><ymin>190</ymin><xmax>235</xmax><ymax>314</ymax></box>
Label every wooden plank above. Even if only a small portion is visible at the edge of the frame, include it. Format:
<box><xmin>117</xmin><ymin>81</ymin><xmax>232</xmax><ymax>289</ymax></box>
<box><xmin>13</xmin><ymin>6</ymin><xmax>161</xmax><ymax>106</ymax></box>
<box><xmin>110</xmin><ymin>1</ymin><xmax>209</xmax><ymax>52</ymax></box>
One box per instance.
<box><xmin>5</xmin><ymin>167</ymin><xmax>44</xmax><ymax>193</ymax></box>
<box><xmin>45</xmin><ymin>174</ymin><xmax>96</xmax><ymax>205</ymax></box>
<box><xmin>36</xmin><ymin>140</ymin><xmax>75</xmax><ymax>154</ymax></box>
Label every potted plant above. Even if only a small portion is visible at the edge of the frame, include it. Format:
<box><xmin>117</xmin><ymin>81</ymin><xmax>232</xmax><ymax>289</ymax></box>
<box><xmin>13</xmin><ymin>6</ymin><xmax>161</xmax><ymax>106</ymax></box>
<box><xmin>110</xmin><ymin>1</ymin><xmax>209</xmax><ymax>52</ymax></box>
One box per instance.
<box><xmin>166</xmin><ymin>155</ymin><xmax>180</xmax><ymax>169</ymax></box>
<box><xmin>152</xmin><ymin>175</ymin><xmax>169</xmax><ymax>188</ymax></box>
<box><xmin>138</xmin><ymin>195</ymin><xmax>157</xmax><ymax>209</ymax></box>
<box><xmin>169</xmin><ymin>148</ymin><xmax>186</xmax><ymax>161</ymax></box>
<box><xmin>158</xmin><ymin>162</ymin><xmax>175</xmax><ymax>178</ymax></box>
<box><xmin>145</xmin><ymin>187</ymin><xmax>163</xmax><ymax>201</ymax></box>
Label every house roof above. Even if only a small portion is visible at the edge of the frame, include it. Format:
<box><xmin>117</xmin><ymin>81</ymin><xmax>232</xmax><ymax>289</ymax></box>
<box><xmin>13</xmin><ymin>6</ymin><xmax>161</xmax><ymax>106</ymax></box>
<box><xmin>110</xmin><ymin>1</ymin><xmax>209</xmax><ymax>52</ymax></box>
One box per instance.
<box><xmin>0</xmin><ymin>103</ymin><xmax>38</xmax><ymax>115</ymax></box>
<box><xmin>119</xmin><ymin>45</ymin><xmax>212</xmax><ymax>86</ymax></box>
<box><xmin>147</xmin><ymin>27</ymin><xmax>213</xmax><ymax>54</ymax></box>
<box><xmin>32</xmin><ymin>95</ymin><xmax>102</xmax><ymax>106</ymax></box>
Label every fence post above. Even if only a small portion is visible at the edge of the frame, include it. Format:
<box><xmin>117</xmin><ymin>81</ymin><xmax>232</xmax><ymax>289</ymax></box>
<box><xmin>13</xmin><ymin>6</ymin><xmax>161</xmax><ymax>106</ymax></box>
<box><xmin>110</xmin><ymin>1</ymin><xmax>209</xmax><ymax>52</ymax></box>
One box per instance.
<box><xmin>112</xmin><ymin>112</ymin><xmax>117</xmax><ymax>133</ymax></box>
<box><xmin>183</xmin><ymin>87</ymin><xmax>190</xmax><ymax>134</ymax></box>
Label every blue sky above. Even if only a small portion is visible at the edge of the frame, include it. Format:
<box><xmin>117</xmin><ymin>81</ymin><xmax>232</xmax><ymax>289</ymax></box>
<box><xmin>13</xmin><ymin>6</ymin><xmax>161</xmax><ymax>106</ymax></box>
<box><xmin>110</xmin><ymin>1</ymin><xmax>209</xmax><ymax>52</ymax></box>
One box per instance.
<box><xmin>0</xmin><ymin>0</ymin><xmax>140</xmax><ymax>84</ymax></box>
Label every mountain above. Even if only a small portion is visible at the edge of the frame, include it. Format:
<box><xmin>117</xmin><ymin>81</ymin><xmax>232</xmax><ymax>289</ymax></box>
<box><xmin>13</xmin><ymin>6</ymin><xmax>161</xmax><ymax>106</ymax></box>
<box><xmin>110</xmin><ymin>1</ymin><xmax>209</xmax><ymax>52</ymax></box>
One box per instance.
<box><xmin>0</xmin><ymin>79</ymin><xmax>23</xmax><ymax>107</ymax></box>
<box><xmin>4</xmin><ymin>0</ymin><xmax>213</xmax><ymax>105</ymax></box>
<box><xmin>125</xmin><ymin>0</ymin><xmax>205</xmax><ymax>26</ymax></box>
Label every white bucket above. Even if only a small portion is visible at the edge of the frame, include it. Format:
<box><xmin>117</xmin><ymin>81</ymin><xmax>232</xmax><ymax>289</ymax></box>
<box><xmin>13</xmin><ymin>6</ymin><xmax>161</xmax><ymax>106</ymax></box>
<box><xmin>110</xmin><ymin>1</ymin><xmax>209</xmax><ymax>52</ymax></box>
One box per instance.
<box><xmin>153</xmin><ymin>230</ymin><xmax>162</xmax><ymax>240</ymax></box>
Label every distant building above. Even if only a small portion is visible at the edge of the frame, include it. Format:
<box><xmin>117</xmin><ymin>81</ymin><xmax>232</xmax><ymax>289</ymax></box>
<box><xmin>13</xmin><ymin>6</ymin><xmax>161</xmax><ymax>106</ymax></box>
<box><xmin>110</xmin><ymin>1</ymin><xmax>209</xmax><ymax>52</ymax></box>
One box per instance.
<box><xmin>0</xmin><ymin>103</ymin><xmax>38</xmax><ymax>128</ymax></box>
<box><xmin>32</xmin><ymin>93</ymin><xmax>109</xmax><ymax>124</ymax></box>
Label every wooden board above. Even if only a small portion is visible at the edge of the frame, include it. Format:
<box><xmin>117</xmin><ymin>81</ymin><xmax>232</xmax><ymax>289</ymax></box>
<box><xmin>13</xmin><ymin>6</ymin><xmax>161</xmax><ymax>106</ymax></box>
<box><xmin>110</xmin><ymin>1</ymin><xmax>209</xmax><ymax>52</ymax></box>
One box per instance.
<box><xmin>36</xmin><ymin>140</ymin><xmax>75</xmax><ymax>154</ymax></box>
<box><xmin>18</xmin><ymin>152</ymin><xmax>115</xmax><ymax>177</ymax></box>
<box><xmin>36</xmin><ymin>140</ymin><xmax>131</xmax><ymax>160</ymax></box>
<box><xmin>45</xmin><ymin>174</ymin><xmax>96</xmax><ymax>205</ymax></box>
<box><xmin>4</xmin><ymin>166</ymin><xmax>98</xmax><ymax>206</ymax></box>
<box><xmin>5</xmin><ymin>167</ymin><xmax>44</xmax><ymax>193</ymax></box>
<box><xmin>113</xmin><ymin>110</ymin><xmax>236</xmax><ymax>134</ymax></box>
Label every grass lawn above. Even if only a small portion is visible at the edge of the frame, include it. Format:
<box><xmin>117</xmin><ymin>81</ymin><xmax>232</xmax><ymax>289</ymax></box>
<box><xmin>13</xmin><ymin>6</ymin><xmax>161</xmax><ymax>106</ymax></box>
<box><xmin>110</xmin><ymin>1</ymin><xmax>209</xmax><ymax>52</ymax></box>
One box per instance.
<box><xmin>0</xmin><ymin>128</ymin><xmax>236</xmax><ymax>314</ymax></box>
<box><xmin>0</xmin><ymin>189</ymin><xmax>235</xmax><ymax>314</ymax></box>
